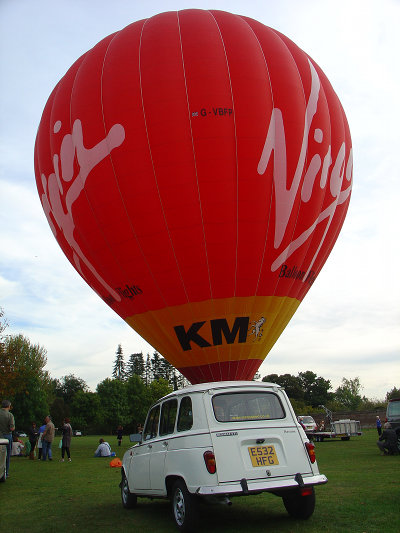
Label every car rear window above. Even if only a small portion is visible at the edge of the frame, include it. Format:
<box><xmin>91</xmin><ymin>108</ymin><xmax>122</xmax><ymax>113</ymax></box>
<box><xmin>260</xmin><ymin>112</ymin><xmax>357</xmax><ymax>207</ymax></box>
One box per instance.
<box><xmin>212</xmin><ymin>392</ymin><xmax>285</xmax><ymax>422</ymax></box>
<box><xmin>301</xmin><ymin>416</ymin><xmax>315</xmax><ymax>423</ymax></box>
<box><xmin>387</xmin><ymin>399</ymin><xmax>400</xmax><ymax>417</ymax></box>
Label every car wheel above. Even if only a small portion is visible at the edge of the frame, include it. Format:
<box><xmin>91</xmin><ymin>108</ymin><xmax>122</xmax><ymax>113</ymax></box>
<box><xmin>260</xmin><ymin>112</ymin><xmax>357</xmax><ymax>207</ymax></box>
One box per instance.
<box><xmin>171</xmin><ymin>479</ymin><xmax>199</xmax><ymax>532</ymax></box>
<box><xmin>121</xmin><ymin>474</ymin><xmax>137</xmax><ymax>509</ymax></box>
<box><xmin>282</xmin><ymin>487</ymin><xmax>315</xmax><ymax>519</ymax></box>
<box><xmin>395</xmin><ymin>429</ymin><xmax>400</xmax><ymax>452</ymax></box>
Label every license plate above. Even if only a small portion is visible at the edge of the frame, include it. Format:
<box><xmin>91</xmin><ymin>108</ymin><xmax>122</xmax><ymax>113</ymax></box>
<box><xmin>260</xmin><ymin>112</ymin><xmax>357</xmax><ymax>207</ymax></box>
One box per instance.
<box><xmin>248</xmin><ymin>445</ymin><xmax>279</xmax><ymax>467</ymax></box>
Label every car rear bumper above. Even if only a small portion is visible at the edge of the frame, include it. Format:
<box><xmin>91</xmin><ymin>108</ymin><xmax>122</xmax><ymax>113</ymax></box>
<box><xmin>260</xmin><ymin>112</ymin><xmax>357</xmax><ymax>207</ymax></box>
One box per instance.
<box><xmin>195</xmin><ymin>473</ymin><xmax>328</xmax><ymax>496</ymax></box>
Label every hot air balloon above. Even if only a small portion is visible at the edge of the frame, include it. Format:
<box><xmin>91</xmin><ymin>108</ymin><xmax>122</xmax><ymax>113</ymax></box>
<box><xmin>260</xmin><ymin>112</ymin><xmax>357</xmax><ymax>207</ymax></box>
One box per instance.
<box><xmin>34</xmin><ymin>9</ymin><xmax>352</xmax><ymax>384</ymax></box>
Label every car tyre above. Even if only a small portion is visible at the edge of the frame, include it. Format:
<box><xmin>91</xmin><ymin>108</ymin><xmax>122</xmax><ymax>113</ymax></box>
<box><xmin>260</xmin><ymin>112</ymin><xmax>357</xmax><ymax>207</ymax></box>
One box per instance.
<box><xmin>282</xmin><ymin>487</ymin><xmax>315</xmax><ymax>519</ymax></box>
<box><xmin>171</xmin><ymin>479</ymin><xmax>199</xmax><ymax>532</ymax></box>
<box><xmin>121</xmin><ymin>474</ymin><xmax>137</xmax><ymax>509</ymax></box>
<box><xmin>395</xmin><ymin>428</ymin><xmax>400</xmax><ymax>452</ymax></box>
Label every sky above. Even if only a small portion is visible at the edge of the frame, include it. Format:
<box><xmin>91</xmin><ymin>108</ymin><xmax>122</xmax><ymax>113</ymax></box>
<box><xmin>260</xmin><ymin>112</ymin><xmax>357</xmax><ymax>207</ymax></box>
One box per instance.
<box><xmin>1</xmin><ymin>0</ymin><xmax>399</xmax><ymax>399</ymax></box>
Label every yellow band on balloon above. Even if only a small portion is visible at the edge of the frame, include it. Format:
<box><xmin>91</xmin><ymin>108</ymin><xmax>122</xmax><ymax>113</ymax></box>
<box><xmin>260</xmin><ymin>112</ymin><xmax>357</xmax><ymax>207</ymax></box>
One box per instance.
<box><xmin>125</xmin><ymin>295</ymin><xmax>300</xmax><ymax>369</ymax></box>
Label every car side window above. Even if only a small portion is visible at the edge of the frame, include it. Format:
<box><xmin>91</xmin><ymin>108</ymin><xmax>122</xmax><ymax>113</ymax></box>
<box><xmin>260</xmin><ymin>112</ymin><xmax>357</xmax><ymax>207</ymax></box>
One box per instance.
<box><xmin>159</xmin><ymin>399</ymin><xmax>178</xmax><ymax>436</ymax></box>
<box><xmin>177</xmin><ymin>396</ymin><xmax>193</xmax><ymax>432</ymax></box>
<box><xmin>143</xmin><ymin>405</ymin><xmax>160</xmax><ymax>440</ymax></box>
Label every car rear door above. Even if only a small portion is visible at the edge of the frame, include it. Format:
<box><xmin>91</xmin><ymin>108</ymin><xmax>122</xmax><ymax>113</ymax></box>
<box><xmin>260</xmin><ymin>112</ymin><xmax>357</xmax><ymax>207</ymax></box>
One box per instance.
<box><xmin>207</xmin><ymin>389</ymin><xmax>313</xmax><ymax>483</ymax></box>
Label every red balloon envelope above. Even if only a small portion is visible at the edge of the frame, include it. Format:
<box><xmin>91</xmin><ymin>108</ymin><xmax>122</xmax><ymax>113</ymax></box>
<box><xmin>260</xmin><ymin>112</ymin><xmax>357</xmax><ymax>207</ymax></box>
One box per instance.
<box><xmin>34</xmin><ymin>10</ymin><xmax>352</xmax><ymax>384</ymax></box>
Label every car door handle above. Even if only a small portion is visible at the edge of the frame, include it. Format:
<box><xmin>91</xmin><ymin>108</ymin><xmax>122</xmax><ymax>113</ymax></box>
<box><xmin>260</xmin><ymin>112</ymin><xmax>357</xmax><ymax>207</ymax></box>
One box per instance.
<box><xmin>147</xmin><ymin>444</ymin><xmax>152</xmax><ymax>449</ymax></box>
<box><xmin>163</xmin><ymin>441</ymin><xmax>169</xmax><ymax>447</ymax></box>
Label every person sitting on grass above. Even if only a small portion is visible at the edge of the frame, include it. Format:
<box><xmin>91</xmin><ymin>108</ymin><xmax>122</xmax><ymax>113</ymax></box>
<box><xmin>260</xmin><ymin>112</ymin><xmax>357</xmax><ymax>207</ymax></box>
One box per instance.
<box><xmin>94</xmin><ymin>438</ymin><xmax>112</xmax><ymax>457</ymax></box>
<box><xmin>11</xmin><ymin>434</ymin><xmax>24</xmax><ymax>456</ymax></box>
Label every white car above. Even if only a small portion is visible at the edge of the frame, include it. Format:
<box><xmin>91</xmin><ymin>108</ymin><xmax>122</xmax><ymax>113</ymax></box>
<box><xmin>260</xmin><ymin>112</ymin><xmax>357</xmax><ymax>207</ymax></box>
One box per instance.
<box><xmin>297</xmin><ymin>416</ymin><xmax>318</xmax><ymax>432</ymax></box>
<box><xmin>121</xmin><ymin>381</ymin><xmax>327</xmax><ymax>531</ymax></box>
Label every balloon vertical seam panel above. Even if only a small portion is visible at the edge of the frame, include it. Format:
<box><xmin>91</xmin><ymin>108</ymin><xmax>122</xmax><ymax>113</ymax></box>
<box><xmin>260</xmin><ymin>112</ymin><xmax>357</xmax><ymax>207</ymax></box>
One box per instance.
<box><xmin>208</xmin><ymin>11</ymin><xmax>277</xmax><ymax>381</ymax></box>
<box><xmin>100</xmin><ymin>20</ymin><xmax>171</xmax><ymax>314</ymax></box>
<box><xmin>34</xmin><ymin>9</ymin><xmax>352</xmax><ymax>383</ymax></box>
<box><xmin>178</xmin><ymin>10</ymin><xmax>240</xmax><ymax>381</ymax></box>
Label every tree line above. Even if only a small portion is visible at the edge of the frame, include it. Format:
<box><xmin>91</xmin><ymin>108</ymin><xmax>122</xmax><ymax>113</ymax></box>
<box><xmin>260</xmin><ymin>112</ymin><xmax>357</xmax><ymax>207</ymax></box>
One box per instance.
<box><xmin>262</xmin><ymin>372</ymin><xmax>398</xmax><ymax>413</ymax></box>
<box><xmin>1</xmin><ymin>308</ymin><xmax>398</xmax><ymax>434</ymax></box>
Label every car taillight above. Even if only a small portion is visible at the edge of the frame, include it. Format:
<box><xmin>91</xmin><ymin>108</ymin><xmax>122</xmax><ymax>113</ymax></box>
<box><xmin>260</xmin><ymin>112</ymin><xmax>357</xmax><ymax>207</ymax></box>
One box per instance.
<box><xmin>305</xmin><ymin>441</ymin><xmax>316</xmax><ymax>463</ymax></box>
<box><xmin>203</xmin><ymin>450</ymin><xmax>216</xmax><ymax>474</ymax></box>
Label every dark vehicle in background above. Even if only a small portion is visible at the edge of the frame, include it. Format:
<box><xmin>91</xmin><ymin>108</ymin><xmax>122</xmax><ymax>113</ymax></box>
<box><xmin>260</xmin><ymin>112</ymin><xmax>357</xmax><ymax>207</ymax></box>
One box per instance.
<box><xmin>386</xmin><ymin>398</ymin><xmax>400</xmax><ymax>451</ymax></box>
<box><xmin>386</xmin><ymin>398</ymin><xmax>400</xmax><ymax>430</ymax></box>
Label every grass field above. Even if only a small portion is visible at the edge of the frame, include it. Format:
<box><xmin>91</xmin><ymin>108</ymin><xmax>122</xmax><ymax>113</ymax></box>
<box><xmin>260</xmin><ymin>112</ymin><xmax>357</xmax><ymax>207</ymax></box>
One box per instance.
<box><xmin>2</xmin><ymin>429</ymin><xmax>399</xmax><ymax>532</ymax></box>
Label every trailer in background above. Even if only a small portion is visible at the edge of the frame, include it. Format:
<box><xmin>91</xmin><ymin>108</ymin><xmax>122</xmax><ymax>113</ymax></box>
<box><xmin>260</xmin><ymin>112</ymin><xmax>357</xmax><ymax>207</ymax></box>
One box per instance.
<box><xmin>305</xmin><ymin>406</ymin><xmax>362</xmax><ymax>442</ymax></box>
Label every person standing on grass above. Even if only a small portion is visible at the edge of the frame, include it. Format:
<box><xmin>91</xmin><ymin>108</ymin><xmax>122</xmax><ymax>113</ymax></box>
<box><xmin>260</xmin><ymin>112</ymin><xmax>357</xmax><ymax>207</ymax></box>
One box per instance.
<box><xmin>60</xmin><ymin>418</ymin><xmax>73</xmax><ymax>462</ymax></box>
<box><xmin>0</xmin><ymin>400</ymin><xmax>15</xmax><ymax>477</ymax></box>
<box><xmin>28</xmin><ymin>422</ymin><xmax>39</xmax><ymax>460</ymax></box>
<box><xmin>376</xmin><ymin>416</ymin><xmax>382</xmax><ymax>436</ymax></box>
<box><xmin>37</xmin><ymin>422</ymin><xmax>46</xmax><ymax>460</ymax></box>
<box><xmin>41</xmin><ymin>415</ymin><xmax>55</xmax><ymax>461</ymax></box>
<box><xmin>117</xmin><ymin>425</ymin><xmax>123</xmax><ymax>447</ymax></box>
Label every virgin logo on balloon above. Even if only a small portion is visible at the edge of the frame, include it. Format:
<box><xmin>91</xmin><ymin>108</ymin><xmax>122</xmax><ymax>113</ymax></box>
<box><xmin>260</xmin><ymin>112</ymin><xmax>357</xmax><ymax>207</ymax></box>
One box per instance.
<box><xmin>258</xmin><ymin>59</ymin><xmax>352</xmax><ymax>278</ymax></box>
<box><xmin>39</xmin><ymin>119</ymin><xmax>125</xmax><ymax>302</ymax></box>
<box><xmin>35</xmin><ymin>10</ymin><xmax>352</xmax><ymax>384</ymax></box>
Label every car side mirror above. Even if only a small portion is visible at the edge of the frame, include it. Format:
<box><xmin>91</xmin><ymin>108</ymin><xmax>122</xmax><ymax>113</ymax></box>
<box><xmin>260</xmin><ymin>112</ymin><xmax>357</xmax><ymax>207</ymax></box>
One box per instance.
<box><xmin>129</xmin><ymin>433</ymin><xmax>143</xmax><ymax>443</ymax></box>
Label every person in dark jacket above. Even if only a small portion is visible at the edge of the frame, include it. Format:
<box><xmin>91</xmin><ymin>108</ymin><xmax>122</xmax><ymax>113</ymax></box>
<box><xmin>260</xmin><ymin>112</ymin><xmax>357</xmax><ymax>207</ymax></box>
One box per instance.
<box><xmin>116</xmin><ymin>425</ymin><xmax>123</xmax><ymax>447</ymax></box>
<box><xmin>377</xmin><ymin>422</ymin><xmax>399</xmax><ymax>455</ymax></box>
<box><xmin>376</xmin><ymin>416</ymin><xmax>382</xmax><ymax>436</ymax></box>
<box><xmin>60</xmin><ymin>418</ymin><xmax>73</xmax><ymax>462</ymax></box>
<box><xmin>28</xmin><ymin>422</ymin><xmax>39</xmax><ymax>460</ymax></box>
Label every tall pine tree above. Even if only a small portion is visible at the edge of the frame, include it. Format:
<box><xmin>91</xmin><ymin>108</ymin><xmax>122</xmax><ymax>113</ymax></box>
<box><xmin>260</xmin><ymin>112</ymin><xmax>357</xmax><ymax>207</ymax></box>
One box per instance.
<box><xmin>151</xmin><ymin>351</ymin><xmax>162</xmax><ymax>381</ymax></box>
<box><xmin>159</xmin><ymin>356</ymin><xmax>175</xmax><ymax>385</ymax></box>
<box><xmin>126</xmin><ymin>352</ymin><xmax>145</xmax><ymax>380</ymax></box>
<box><xmin>175</xmin><ymin>372</ymin><xmax>190</xmax><ymax>390</ymax></box>
<box><xmin>112</xmin><ymin>344</ymin><xmax>126</xmax><ymax>380</ymax></box>
<box><xmin>144</xmin><ymin>353</ymin><xmax>152</xmax><ymax>386</ymax></box>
